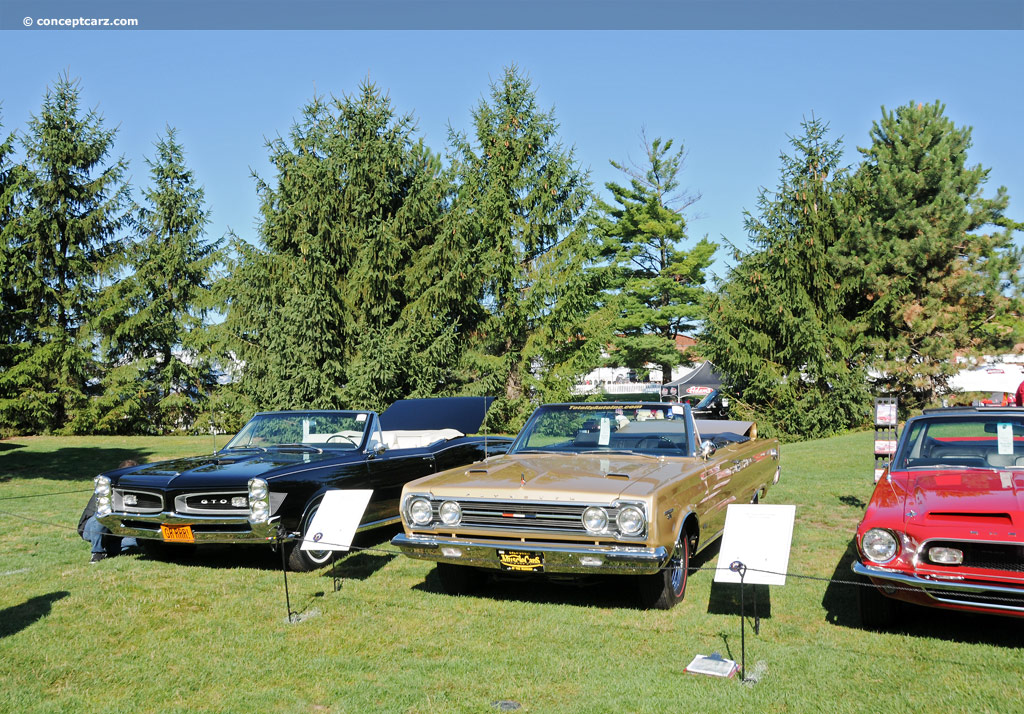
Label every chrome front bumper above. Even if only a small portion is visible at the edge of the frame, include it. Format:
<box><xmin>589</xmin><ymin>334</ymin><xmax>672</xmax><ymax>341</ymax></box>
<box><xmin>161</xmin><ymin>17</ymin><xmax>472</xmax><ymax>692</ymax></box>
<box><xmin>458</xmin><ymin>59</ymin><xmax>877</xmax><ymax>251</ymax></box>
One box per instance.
<box><xmin>98</xmin><ymin>511</ymin><xmax>284</xmax><ymax>544</ymax></box>
<box><xmin>392</xmin><ymin>532</ymin><xmax>669</xmax><ymax>575</ymax></box>
<box><xmin>853</xmin><ymin>561</ymin><xmax>1024</xmax><ymax>614</ymax></box>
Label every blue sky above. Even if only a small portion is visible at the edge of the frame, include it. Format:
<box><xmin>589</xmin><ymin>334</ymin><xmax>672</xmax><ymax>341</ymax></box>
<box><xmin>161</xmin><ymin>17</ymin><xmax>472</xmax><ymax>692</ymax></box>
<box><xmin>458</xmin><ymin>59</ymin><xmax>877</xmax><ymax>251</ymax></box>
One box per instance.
<box><xmin>2</xmin><ymin>30</ymin><xmax>1021</xmax><ymax>279</ymax></box>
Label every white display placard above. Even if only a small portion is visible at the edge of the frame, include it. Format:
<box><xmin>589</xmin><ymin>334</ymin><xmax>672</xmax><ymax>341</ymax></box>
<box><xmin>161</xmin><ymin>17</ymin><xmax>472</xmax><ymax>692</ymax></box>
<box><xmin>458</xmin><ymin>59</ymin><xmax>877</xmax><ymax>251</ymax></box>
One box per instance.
<box><xmin>299</xmin><ymin>489</ymin><xmax>373</xmax><ymax>552</ymax></box>
<box><xmin>713</xmin><ymin>504</ymin><xmax>796</xmax><ymax>586</ymax></box>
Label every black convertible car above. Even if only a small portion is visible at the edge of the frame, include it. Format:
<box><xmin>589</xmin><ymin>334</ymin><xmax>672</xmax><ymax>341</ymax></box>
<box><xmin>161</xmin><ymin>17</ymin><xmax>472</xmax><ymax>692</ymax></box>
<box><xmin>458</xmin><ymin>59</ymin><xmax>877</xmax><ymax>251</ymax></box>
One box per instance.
<box><xmin>95</xmin><ymin>397</ymin><xmax>511</xmax><ymax>570</ymax></box>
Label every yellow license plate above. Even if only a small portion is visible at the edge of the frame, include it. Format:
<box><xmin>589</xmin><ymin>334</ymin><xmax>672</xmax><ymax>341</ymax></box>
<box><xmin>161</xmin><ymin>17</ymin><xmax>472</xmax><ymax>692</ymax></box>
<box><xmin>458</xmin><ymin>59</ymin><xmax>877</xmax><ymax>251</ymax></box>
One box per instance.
<box><xmin>497</xmin><ymin>549</ymin><xmax>544</xmax><ymax>572</ymax></box>
<box><xmin>160</xmin><ymin>524</ymin><xmax>195</xmax><ymax>543</ymax></box>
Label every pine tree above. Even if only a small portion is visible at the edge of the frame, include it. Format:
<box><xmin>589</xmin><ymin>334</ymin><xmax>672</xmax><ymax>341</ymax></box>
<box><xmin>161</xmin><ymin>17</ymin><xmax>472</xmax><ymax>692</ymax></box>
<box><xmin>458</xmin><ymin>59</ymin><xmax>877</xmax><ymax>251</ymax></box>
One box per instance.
<box><xmin>0</xmin><ymin>77</ymin><xmax>129</xmax><ymax>434</ymax></box>
<box><xmin>598</xmin><ymin>133</ymin><xmax>716</xmax><ymax>382</ymax></box>
<box><xmin>838</xmin><ymin>101</ymin><xmax>1021</xmax><ymax>411</ymax></box>
<box><xmin>0</xmin><ymin>116</ymin><xmax>30</xmax><ymax>400</ymax></box>
<box><xmin>221</xmin><ymin>83</ymin><xmax>455</xmax><ymax>411</ymax></box>
<box><xmin>449</xmin><ymin>66</ymin><xmax>602</xmax><ymax>430</ymax></box>
<box><xmin>701</xmin><ymin>116</ymin><xmax>868</xmax><ymax>439</ymax></box>
<box><xmin>97</xmin><ymin>128</ymin><xmax>220</xmax><ymax>433</ymax></box>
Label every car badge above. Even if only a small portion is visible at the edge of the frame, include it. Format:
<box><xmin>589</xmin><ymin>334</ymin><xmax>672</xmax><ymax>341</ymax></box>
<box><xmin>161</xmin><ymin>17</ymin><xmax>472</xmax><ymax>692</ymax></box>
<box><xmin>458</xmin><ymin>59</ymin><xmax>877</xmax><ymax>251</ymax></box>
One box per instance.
<box><xmin>520</xmin><ymin>473</ymin><xmax>526</xmax><ymax>487</ymax></box>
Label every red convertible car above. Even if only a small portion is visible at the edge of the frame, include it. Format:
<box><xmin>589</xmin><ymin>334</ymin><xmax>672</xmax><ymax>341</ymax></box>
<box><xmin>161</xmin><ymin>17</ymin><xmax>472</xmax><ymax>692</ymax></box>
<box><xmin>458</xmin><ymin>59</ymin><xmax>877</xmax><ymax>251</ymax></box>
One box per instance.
<box><xmin>854</xmin><ymin>407</ymin><xmax>1024</xmax><ymax>627</ymax></box>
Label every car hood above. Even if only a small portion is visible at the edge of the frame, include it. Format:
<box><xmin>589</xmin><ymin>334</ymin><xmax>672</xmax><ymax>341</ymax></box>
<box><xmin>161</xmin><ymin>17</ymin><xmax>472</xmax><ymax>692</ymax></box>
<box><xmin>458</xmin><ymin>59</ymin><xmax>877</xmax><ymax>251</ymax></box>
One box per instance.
<box><xmin>111</xmin><ymin>450</ymin><xmax>344</xmax><ymax>490</ymax></box>
<box><xmin>407</xmin><ymin>452</ymin><xmax>700</xmax><ymax>502</ymax></box>
<box><xmin>906</xmin><ymin>469</ymin><xmax>1024</xmax><ymax>526</ymax></box>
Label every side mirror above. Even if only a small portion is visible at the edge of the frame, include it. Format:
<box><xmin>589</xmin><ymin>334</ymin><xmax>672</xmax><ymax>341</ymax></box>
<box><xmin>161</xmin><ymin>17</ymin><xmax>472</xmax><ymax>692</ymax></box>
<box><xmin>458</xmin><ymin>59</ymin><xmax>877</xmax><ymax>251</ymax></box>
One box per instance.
<box><xmin>368</xmin><ymin>439</ymin><xmax>387</xmax><ymax>456</ymax></box>
<box><xmin>700</xmin><ymin>440</ymin><xmax>716</xmax><ymax>460</ymax></box>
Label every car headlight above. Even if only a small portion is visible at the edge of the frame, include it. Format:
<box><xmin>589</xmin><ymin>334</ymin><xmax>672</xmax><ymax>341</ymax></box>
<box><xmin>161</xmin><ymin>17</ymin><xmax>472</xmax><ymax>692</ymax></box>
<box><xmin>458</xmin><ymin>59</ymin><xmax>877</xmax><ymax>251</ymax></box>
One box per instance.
<box><xmin>928</xmin><ymin>546</ymin><xmax>963</xmax><ymax>565</ymax></box>
<box><xmin>248</xmin><ymin>478</ymin><xmax>270</xmax><ymax>523</ymax></box>
<box><xmin>409</xmin><ymin>498</ymin><xmax>433</xmax><ymax>526</ymax></box>
<box><xmin>616</xmin><ymin>505</ymin><xmax>645</xmax><ymax>536</ymax></box>
<box><xmin>439</xmin><ymin>501</ymin><xmax>462</xmax><ymax>526</ymax></box>
<box><xmin>862</xmin><ymin>528</ymin><xmax>899</xmax><ymax>563</ymax></box>
<box><xmin>582</xmin><ymin>506</ymin><xmax>609</xmax><ymax>534</ymax></box>
<box><xmin>94</xmin><ymin>476</ymin><xmax>112</xmax><ymax>517</ymax></box>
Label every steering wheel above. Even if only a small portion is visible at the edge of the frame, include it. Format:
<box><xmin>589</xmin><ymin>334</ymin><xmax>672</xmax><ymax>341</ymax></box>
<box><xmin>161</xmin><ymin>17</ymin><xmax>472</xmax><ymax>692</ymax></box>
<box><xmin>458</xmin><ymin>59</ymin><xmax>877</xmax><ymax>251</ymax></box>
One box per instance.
<box><xmin>326</xmin><ymin>434</ymin><xmax>357</xmax><ymax>447</ymax></box>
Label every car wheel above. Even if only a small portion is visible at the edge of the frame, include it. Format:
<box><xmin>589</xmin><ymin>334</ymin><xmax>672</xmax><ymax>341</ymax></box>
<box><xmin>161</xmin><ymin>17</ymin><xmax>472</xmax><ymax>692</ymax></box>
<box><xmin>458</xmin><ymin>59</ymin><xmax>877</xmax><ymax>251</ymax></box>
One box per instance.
<box><xmin>436</xmin><ymin>562</ymin><xmax>485</xmax><ymax>595</ymax></box>
<box><xmin>286</xmin><ymin>503</ymin><xmax>336</xmax><ymax>572</ymax></box>
<box><xmin>637</xmin><ymin>532</ymin><xmax>690</xmax><ymax>610</ymax></box>
<box><xmin>857</xmin><ymin>576</ymin><xmax>900</xmax><ymax>629</ymax></box>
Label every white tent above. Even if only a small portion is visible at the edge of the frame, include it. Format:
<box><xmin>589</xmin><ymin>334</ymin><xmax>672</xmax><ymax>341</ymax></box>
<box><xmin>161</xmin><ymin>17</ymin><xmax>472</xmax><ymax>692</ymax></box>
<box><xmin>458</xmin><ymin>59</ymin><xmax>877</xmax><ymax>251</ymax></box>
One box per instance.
<box><xmin>948</xmin><ymin>363</ymin><xmax>1024</xmax><ymax>395</ymax></box>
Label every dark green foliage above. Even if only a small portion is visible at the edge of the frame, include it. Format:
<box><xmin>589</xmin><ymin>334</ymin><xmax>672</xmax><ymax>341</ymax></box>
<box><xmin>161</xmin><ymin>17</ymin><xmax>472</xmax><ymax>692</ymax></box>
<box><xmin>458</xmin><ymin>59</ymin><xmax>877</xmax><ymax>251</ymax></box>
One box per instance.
<box><xmin>0</xmin><ymin>115</ymin><xmax>31</xmax><ymax>402</ymax></box>
<box><xmin>701</xmin><ymin>116</ymin><xmax>869</xmax><ymax>439</ymax></box>
<box><xmin>0</xmin><ymin>77</ymin><xmax>129</xmax><ymax>434</ymax></box>
<box><xmin>221</xmin><ymin>83</ymin><xmax>456</xmax><ymax>412</ymax></box>
<box><xmin>97</xmin><ymin>128</ymin><xmax>221</xmax><ymax>434</ymax></box>
<box><xmin>598</xmin><ymin>133</ymin><xmax>715</xmax><ymax>381</ymax></box>
<box><xmin>837</xmin><ymin>101</ymin><xmax>1021</xmax><ymax>413</ymax></box>
<box><xmin>449</xmin><ymin>66</ymin><xmax>603</xmax><ymax>430</ymax></box>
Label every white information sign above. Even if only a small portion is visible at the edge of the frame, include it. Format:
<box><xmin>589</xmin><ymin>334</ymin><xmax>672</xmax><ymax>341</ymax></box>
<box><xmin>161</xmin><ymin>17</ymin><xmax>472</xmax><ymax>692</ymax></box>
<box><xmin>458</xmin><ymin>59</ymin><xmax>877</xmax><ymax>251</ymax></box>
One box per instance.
<box><xmin>997</xmin><ymin>422</ymin><xmax>1014</xmax><ymax>455</ymax></box>
<box><xmin>713</xmin><ymin>504</ymin><xmax>796</xmax><ymax>586</ymax></box>
<box><xmin>299</xmin><ymin>489</ymin><xmax>373</xmax><ymax>552</ymax></box>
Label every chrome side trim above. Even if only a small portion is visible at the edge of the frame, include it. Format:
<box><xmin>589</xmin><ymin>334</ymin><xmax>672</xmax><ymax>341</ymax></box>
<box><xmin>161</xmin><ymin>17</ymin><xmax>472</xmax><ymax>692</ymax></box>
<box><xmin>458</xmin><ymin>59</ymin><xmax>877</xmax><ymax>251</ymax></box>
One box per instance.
<box><xmin>852</xmin><ymin>561</ymin><xmax>1024</xmax><ymax>613</ymax></box>
<box><xmin>355</xmin><ymin>515</ymin><xmax>401</xmax><ymax>532</ymax></box>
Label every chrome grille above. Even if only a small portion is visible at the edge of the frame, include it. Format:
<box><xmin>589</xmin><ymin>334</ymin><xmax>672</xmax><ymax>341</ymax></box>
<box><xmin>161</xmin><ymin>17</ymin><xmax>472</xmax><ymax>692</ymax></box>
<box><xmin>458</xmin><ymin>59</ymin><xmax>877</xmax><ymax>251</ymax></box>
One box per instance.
<box><xmin>418</xmin><ymin>497</ymin><xmax>646</xmax><ymax>540</ymax></box>
<box><xmin>176</xmin><ymin>492</ymin><xmax>249</xmax><ymax>515</ymax></box>
<box><xmin>114</xmin><ymin>489</ymin><xmax>163</xmax><ymax>514</ymax></box>
<box><xmin>925</xmin><ymin>539</ymin><xmax>1024</xmax><ymax>573</ymax></box>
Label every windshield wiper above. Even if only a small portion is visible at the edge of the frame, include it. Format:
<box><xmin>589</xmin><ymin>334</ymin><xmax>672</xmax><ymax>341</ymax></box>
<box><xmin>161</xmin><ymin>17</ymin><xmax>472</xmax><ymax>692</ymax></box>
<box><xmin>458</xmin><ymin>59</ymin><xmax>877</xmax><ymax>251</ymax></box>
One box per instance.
<box><xmin>269</xmin><ymin>443</ymin><xmax>324</xmax><ymax>454</ymax></box>
<box><xmin>224</xmin><ymin>446</ymin><xmax>267</xmax><ymax>453</ymax></box>
<box><xmin>579</xmin><ymin>449</ymin><xmax>659</xmax><ymax>459</ymax></box>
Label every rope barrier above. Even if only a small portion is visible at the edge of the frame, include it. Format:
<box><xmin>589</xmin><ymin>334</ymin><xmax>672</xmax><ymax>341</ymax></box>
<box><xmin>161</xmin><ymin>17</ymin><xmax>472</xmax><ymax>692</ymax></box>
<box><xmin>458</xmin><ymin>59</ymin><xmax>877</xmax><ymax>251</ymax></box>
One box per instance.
<box><xmin>2</xmin><ymin>501</ymin><xmax>1024</xmax><ymax>606</ymax></box>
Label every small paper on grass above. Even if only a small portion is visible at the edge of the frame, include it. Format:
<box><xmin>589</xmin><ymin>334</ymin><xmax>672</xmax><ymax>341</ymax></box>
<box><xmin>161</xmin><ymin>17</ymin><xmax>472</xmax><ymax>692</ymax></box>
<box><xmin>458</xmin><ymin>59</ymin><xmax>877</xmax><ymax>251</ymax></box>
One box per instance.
<box><xmin>685</xmin><ymin>653</ymin><xmax>738</xmax><ymax>678</ymax></box>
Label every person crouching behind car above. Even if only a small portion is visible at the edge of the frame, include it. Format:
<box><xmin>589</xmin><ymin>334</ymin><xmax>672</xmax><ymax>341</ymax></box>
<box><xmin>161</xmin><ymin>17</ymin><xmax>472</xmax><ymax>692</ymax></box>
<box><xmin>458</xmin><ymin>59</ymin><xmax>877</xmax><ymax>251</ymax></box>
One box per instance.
<box><xmin>78</xmin><ymin>460</ymin><xmax>140</xmax><ymax>563</ymax></box>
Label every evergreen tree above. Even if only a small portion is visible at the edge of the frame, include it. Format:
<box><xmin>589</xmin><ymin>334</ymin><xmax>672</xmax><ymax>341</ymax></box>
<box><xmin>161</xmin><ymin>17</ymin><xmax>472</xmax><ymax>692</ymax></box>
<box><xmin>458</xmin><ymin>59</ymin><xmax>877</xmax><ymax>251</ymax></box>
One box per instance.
<box><xmin>221</xmin><ymin>83</ymin><xmax>455</xmax><ymax>411</ymax></box>
<box><xmin>449</xmin><ymin>66</ymin><xmax>602</xmax><ymax>430</ymax></box>
<box><xmin>0</xmin><ymin>116</ymin><xmax>30</xmax><ymax>401</ymax></box>
<box><xmin>598</xmin><ymin>133</ymin><xmax>716</xmax><ymax>382</ymax></box>
<box><xmin>97</xmin><ymin>128</ymin><xmax>220</xmax><ymax>433</ymax></box>
<box><xmin>838</xmin><ymin>101</ymin><xmax>1021</xmax><ymax>411</ymax></box>
<box><xmin>701</xmin><ymin>116</ymin><xmax>868</xmax><ymax>439</ymax></box>
<box><xmin>0</xmin><ymin>77</ymin><xmax>129</xmax><ymax>434</ymax></box>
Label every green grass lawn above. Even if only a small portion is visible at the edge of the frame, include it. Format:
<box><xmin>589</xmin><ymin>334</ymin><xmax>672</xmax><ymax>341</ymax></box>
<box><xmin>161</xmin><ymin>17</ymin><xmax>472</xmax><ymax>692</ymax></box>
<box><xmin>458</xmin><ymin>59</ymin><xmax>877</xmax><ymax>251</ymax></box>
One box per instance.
<box><xmin>1</xmin><ymin>432</ymin><xmax>1021</xmax><ymax>714</ymax></box>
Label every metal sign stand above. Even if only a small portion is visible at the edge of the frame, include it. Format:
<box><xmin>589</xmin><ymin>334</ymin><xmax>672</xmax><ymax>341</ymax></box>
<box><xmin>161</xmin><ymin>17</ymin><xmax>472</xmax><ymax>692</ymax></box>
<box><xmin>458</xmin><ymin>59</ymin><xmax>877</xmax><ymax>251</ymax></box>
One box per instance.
<box><xmin>728</xmin><ymin>560</ymin><xmax>757</xmax><ymax>682</ymax></box>
<box><xmin>278</xmin><ymin>527</ymin><xmax>295</xmax><ymax>623</ymax></box>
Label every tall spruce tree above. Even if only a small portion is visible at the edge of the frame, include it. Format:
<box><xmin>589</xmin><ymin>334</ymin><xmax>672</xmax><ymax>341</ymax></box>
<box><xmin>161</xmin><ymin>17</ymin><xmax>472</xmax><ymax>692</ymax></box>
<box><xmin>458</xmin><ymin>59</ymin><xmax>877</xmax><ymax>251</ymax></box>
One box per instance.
<box><xmin>97</xmin><ymin>128</ymin><xmax>220</xmax><ymax>433</ymax></box>
<box><xmin>221</xmin><ymin>83</ymin><xmax>455</xmax><ymax>411</ymax></box>
<box><xmin>0</xmin><ymin>77</ymin><xmax>129</xmax><ymax>434</ymax></box>
<box><xmin>0</xmin><ymin>116</ymin><xmax>30</xmax><ymax>407</ymax></box>
<box><xmin>837</xmin><ymin>101</ymin><xmax>1021</xmax><ymax>411</ymax></box>
<box><xmin>598</xmin><ymin>133</ymin><xmax>715</xmax><ymax>382</ymax></box>
<box><xmin>449</xmin><ymin>66</ymin><xmax>602</xmax><ymax>430</ymax></box>
<box><xmin>701</xmin><ymin>116</ymin><xmax>868</xmax><ymax>439</ymax></box>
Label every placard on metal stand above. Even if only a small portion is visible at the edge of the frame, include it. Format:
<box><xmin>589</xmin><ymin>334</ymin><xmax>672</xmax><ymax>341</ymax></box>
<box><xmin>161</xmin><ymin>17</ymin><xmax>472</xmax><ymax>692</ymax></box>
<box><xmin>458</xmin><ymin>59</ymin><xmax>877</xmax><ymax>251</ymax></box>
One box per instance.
<box><xmin>873</xmin><ymin>398</ymin><xmax>898</xmax><ymax>483</ymax></box>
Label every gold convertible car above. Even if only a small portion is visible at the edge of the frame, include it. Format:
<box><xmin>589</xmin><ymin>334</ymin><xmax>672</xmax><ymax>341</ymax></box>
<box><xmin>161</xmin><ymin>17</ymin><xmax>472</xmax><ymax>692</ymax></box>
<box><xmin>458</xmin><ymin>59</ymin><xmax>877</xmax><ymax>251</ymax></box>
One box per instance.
<box><xmin>391</xmin><ymin>402</ymin><xmax>781</xmax><ymax>608</ymax></box>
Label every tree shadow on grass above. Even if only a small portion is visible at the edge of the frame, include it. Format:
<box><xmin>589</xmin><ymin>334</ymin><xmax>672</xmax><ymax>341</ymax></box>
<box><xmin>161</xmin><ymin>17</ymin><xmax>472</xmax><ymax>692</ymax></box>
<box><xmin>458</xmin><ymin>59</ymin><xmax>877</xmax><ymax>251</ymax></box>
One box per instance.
<box><xmin>0</xmin><ymin>441</ymin><xmax>26</xmax><ymax>453</ymax></box>
<box><xmin>0</xmin><ymin>591</ymin><xmax>69</xmax><ymax>639</ymax></box>
<box><xmin>0</xmin><ymin>447</ymin><xmax>154</xmax><ymax>483</ymax></box>
<box><xmin>823</xmin><ymin>538</ymin><xmax>1024</xmax><ymax>648</ymax></box>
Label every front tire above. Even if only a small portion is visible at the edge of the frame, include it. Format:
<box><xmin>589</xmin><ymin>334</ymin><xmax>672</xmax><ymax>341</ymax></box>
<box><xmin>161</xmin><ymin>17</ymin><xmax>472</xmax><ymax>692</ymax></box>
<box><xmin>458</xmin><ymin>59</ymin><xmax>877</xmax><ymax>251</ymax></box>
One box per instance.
<box><xmin>857</xmin><ymin>576</ymin><xmax>900</xmax><ymax>629</ymax></box>
<box><xmin>287</xmin><ymin>503</ymin><xmax>337</xmax><ymax>572</ymax></box>
<box><xmin>637</xmin><ymin>532</ymin><xmax>690</xmax><ymax>610</ymax></box>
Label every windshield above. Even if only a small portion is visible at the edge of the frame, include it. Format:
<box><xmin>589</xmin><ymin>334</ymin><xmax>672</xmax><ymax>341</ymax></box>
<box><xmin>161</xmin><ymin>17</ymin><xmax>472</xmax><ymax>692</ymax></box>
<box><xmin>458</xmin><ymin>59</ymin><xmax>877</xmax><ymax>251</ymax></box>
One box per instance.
<box><xmin>510</xmin><ymin>403</ymin><xmax>693</xmax><ymax>457</ymax></box>
<box><xmin>223</xmin><ymin>412</ymin><xmax>369</xmax><ymax>451</ymax></box>
<box><xmin>895</xmin><ymin>415</ymin><xmax>1024</xmax><ymax>470</ymax></box>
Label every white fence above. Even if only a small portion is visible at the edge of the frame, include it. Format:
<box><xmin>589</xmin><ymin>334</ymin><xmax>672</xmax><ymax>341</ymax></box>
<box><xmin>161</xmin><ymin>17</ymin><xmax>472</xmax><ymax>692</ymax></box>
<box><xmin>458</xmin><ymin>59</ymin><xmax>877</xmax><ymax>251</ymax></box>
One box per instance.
<box><xmin>572</xmin><ymin>382</ymin><xmax>663</xmax><ymax>396</ymax></box>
